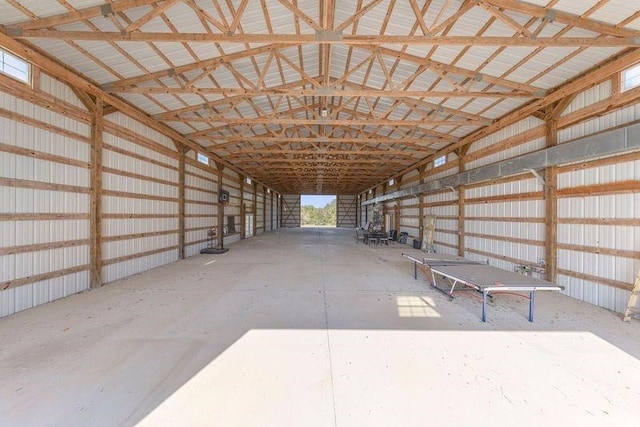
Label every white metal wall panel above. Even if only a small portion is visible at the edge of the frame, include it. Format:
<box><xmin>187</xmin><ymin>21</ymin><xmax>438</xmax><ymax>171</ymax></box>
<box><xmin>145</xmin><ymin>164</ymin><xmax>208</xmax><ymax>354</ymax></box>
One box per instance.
<box><xmin>463</xmin><ymin>173</ymin><xmax>545</xmax><ymax>273</ymax></box>
<box><xmin>336</xmin><ymin>195</ymin><xmax>357</xmax><ymax>228</ymax></box>
<box><xmin>271</xmin><ymin>194</ymin><xmax>282</xmax><ymax>230</ymax></box>
<box><xmin>398</xmin><ymin>196</ymin><xmax>419</xmax><ymax>237</ymax></box>
<box><xmin>466</xmin><ymin>137</ymin><xmax>546</xmax><ymax>170</ymax></box>
<box><xmin>101</xmin><ymin>117</ymin><xmax>179</xmax><ymax>284</ymax></box>
<box><xmin>265</xmin><ymin>191</ymin><xmax>273</xmax><ymax>231</ymax></box>
<box><xmin>107</xmin><ymin>112</ymin><xmax>177</xmax><ymax>152</ymax></box>
<box><xmin>562</xmin><ymin>80</ymin><xmax>613</xmax><ymax>116</ymax></box>
<box><xmin>0</xmin><ymin>81</ymin><xmax>91</xmax><ymax>317</ymax></box>
<box><xmin>256</xmin><ymin>187</ymin><xmax>265</xmax><ymax>234</ymax></box>
<box><xmin>242</xmin><ymin>182</ymin><xmax>256</xmax><ymax>237</ymax></box>
<box><xmin>184</xmin><ymin>161</ymin><xmax>218</xmax><ymax>257</ymax></box>
<box><xmin>558</xmin><ymin>104</ymin><xmax>640</xmax><ymax>143</ymax></box>
<box><xmin>557</xmin><ymin>158</ymin><xmax>640</xmax><ymax>313</ymax></box>
<box><xmin>425</xmin><ymin>188</ymin><xmax>459</xmax><ymax>254</ymax></box>
<box><xmin>39</xmin><ymin>73</ymin><xmax>88</xmax><ymax>110</ymax></box>
<box><xmin>467</xmin><ymin>117</ymin><xmax>543</xmax><ymax>155</ymax></box>
<box><xmin>221</xmin><ymin>170</ymin><xmax>241</xmax><ymax>244</ymax></box>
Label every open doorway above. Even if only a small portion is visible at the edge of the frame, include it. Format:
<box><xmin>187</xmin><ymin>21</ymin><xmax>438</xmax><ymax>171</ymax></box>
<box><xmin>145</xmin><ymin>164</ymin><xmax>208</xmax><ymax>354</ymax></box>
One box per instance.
<box><xmin>301</xmin><ymin>195</ymin><xmax>336</xmax><ymax>227</ymax></box>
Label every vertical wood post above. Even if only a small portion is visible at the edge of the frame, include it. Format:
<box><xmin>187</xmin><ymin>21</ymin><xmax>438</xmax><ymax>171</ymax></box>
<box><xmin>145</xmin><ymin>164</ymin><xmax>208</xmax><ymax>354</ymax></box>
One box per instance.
<box><xmin>178</xmin><ymin>146</ymin><xmax>186</xmax><ymax>259</ymax></box>
<box><xmin>417</xmin><ymin>169</ymin><xmax>424</xmax><ymax>242</ymax></box>
<box><xmin>216</xmin><ymin>164</ymin><xmax>225</xmax><ymax>244</ymax></box>
<box><xmin>458</xmin><ymin>159</ymin><xmax>466</xmax><ymax>257</ymax></box>
<box><xmin>262</xmin><ymin>186</ymin><xmax>266</xmax><ymax>232</ymax></box>
<box><xmin>240</xmin><ymin>176</ymin><xmax>245</xmax><ymax>238</ymax></box>
<box><xmin>90</xmin><ymin>97</ymin><xmax>103</xmax><ymax>288</ymax></box>
<box><xmin>280</xmin><ymin>194</ymin><xmax>284</xmax><ymax>228</ymax></box>
<box><xmin>253</xmin><ymin>182</ymin><xmax>257</xmax><ymax>235</ymax></box>
<box><xmin>545</xmin><ymin>114</ymin><xmax>559</xmax><ymax>282</ymax></box>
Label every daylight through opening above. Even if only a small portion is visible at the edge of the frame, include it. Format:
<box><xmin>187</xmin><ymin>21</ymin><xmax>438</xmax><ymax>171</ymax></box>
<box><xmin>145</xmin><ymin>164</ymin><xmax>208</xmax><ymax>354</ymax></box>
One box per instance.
<box><xmin>301</xmin><ymin>195</ymin><xmax>336</xmax><ymax>227</ymax></box>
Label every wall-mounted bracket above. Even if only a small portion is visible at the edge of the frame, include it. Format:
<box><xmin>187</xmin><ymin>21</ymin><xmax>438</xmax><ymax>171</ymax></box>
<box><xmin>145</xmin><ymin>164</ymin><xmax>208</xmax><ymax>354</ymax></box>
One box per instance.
<box><xmin>526</xmin><ymin>169</ymin><xmax>546</xmax><ymax>187</ymax></box>
<box><xmin>446</xmin><ymin>186</ymin><xmax>458</xmax><ymax>197</ymax></box>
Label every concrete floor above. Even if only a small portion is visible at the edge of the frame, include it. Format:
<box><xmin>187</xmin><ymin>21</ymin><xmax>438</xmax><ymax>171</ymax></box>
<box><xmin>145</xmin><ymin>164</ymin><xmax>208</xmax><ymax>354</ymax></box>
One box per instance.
<box><xmin>1</xmin><ymin>227</ymin><xmax>640</xmax><ymax>427</ymax></box>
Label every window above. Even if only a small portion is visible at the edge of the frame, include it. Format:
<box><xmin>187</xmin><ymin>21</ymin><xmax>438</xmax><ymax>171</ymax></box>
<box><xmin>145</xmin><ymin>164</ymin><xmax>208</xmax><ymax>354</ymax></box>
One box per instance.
<box><xmin>388</xmin><ymin>178</ymin><xmax>395</xmax><ymax>186</ymax></box>
<box><xmin>197</xmin><ymin>152</ymin><xmax>209</xmax><ymax>165</ymax></box>
<box><xmin>622</xmin><ymin>63</ymin><xmax>640</xmax><ymax>91</ymax></box>
<box><xmin>434</xmin><ymin>155</ymin><xmax>446</xmax><ymax>167</ymax></box>
<box><xmin>0</xmin><ymin>48</ymin><xmax>31</xmax><ymax>84</ymax></box>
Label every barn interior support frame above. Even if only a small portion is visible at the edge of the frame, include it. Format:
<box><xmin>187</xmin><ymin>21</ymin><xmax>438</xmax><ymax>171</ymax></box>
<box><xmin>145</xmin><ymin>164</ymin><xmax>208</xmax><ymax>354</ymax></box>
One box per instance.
<box><xmin>362</xmin><ymin>122</ymin><xmax>640</xmax><ymax>206</ymax></box>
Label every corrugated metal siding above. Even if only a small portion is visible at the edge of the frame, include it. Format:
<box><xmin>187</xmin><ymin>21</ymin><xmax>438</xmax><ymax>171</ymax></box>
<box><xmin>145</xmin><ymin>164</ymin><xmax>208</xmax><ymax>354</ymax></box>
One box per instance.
<box><xmin>558</xmin><ymin>103</ymin><xmax>640</xmax><ymax>143</ymax></box>
<box><xmin>256</xmin><ymin>186</ymin><xmax>265</xmax><ymax>234</ymax></box>
<box><xmin>184</xmin><ymin>159</ymin><xmax>218</xmax><ymax>257</ymax></box>
<box><xmin>557</xmin><ymin>160</ymin><xmax>640</xmax><ymax>313</ymax></box>
<box><xmin>425</xmin><ymin>188</ymin><xmax>459</xmax><ymax>256</ymax></box>
<box><xmin>0</xmin><ymin>77</ymin><xmax>91</xmax><ymax>317</ymax></box>
<box><xmin>273</xmin><ymin>193</ymin><xmax>280</xmax><ymax>231</ymax></box>
<box><xmin>101</xmin><ymin>115</ymin><xmax>179</xmax><ymax>284</ymax></box>
<box><xmin>265</xmin><ymin>190</ymin><xmax>273</xmax><ymax>232</ymax></box>
<box><xmin>555</xmin><ymin>88</ymin><xmax>640</xmax><ymax>313</ymax></box>
<box><xmin>221</xmin><ymin>170</ymin><xmax>241</xmax><ymax>245</ymax></box>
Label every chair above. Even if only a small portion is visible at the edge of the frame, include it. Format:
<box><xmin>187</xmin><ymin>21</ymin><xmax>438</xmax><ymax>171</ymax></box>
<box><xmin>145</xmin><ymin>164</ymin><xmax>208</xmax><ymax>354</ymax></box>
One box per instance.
<box><xmin>378</xmin><ymin>232</ymin><xmax>390</xmax><ymax>246</ymax></box>
<box><xmin>355</xmin><ymin>227</ymin><xmax>365</xmax><ymax>243</ymax></box>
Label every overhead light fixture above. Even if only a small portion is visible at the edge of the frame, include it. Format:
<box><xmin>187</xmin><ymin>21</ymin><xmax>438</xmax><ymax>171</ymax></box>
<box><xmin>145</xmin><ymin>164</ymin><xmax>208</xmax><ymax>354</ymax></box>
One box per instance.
<box><xmin>320</xmin><ymin>108</ymin><xmax>328</xmax><ymax>118</ymax></box>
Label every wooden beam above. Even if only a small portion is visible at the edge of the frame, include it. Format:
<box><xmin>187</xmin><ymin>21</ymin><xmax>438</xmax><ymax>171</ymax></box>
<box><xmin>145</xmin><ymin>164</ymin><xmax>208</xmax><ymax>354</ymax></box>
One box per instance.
<box><xmin>102</xmin><ymin>44</ymin><xmax>283</xmax><ymax>90</ymax></box>
<box><xmin>173</xmin><ymin>117</ymin><xmax>488</xmax><ymax>126</ymax></box>
<box><xmin>221</xmin><ymin>149</ymin><xmax>420</xmax><ymax>158</ymax></box>
<box><xmin>125</xmin><ymin>0</ymin><xmax>179</xmax><ymax>33</ymax></box>
<box><xmin>377</xmin><ymin>47</ymin><xmax>640</xmax><ymax>191</ymax></box>
<box><xmin>90</xmin><ymin>97</ymin><xmax>103</xmax><ymax>289</ymax></box>
<box><xmin>11</xmin><ymin>0</ymin><xmax>163</xmax><ymax>31</ymax></box>
<box><xmin>483</xmin><ymin>0</ymin><xmax>640</xmax><ymax>38</ymax></box>
<box><xmin>117</xmin><ymin>86</ymin><xmax>538</xmax><ymax>98</ymax></box>
<box><xmin>543</xmin><ymin>99</ymin><xmax>562</xmax><ymax>283</ymax></box>
<box><xmin>276</xmin><ymin>0</ymin><xmax>323</xmax><ymax>31</ymax></box>
<box><xmin>0</xmin><ymin>32</ymin><xmax>270</xmax><ymax>193</ymax></box>
<box><xmin>11</xmin><ymin>31</ymin><xmax>640</xmax><ymax>47</ymax></box>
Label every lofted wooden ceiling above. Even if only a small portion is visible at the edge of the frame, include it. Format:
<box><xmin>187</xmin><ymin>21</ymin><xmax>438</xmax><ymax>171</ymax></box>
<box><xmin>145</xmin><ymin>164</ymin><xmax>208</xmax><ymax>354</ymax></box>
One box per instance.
<box><xmin>1</xmin><ymin>0</ymin><xmax>639</xmax><ymax>194</ymax></box>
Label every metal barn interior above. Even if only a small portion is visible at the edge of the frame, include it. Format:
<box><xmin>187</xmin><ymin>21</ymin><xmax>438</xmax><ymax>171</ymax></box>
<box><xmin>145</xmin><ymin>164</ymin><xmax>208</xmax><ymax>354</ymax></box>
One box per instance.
<box><xmin>1</xmin><ymin>1</ymin><xmax>640</xmax><ymax>425</ymax></box>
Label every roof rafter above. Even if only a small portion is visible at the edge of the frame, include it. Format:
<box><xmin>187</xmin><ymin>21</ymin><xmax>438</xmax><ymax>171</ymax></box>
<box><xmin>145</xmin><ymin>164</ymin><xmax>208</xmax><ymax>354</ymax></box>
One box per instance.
<box><xmin>10</xmin><ymin>30</ymin><xmax>640</xmax><ymax>48</ymax></box>
<box><xmin>483</xmin><ymin>0</ymin><xmax>640</xmax><ymax>38</ymax></box>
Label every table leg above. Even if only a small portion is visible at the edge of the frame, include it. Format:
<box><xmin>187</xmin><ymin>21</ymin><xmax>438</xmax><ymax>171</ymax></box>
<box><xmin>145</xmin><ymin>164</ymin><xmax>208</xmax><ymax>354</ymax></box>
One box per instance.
<box><xmin>414</xmin><ymin>261</ymin><xmax>417</xmax><ymax>280</ymax></box>
<box><xmin>529</xmin><ymin>291</ymin><xmax>535</xmax><ymax>322</ymax></box>
<box><xmin>482</xmin><ymin>291</ymin><xmax>488</xmax><ymax>322</ymax></box>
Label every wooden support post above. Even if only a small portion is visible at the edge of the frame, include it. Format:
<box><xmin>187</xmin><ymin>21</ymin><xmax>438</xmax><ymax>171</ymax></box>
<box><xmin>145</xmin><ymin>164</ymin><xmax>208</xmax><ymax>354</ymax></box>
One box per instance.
<box><xmin>544</xmin><ymin>113</ymin><xmax>559</xmax><ymax>283</ymax></box>
<box><xmin>458</xmin><ymin>161</ymin><xmax>466</xmax><ymax>258</ymax></box>
<box><xmin>239</xmin><ymin>177</ymin><xmax>245</xmax><ymax>239</ymax></box>
<box><xmin>418</xmin><ymin>172</ymin><xmax>424</xmax><ymax>243</ymax></box>
<box><xmin>253</xmin><ymin>182</ymin><xmax>257</xmax><ymax>235</ymax></box>
<box><xmin>178</xmin><ymin>146</ymin><xmax>186</xmax><ymax>259</ymax></box>
<box><xmin>262</xmin><ymin>186</ymin><xmax>266</xmax><ymax>232</ymax></box>
<box><xmin>280</xmin><ymin>194</ymin><xmax>284</xmax><ymax>228</ymax></box>
<box><xmin>457</xmin><ymin>186</ymin><xmax>465</xmax><ymax>257</ymax></box>
<box><xmin>90</xmin><ymin>97</ymin><xmax>103</xmax><ymax>288</ymax></box>
<box><xmin>455</xmin><ymin>146</ymin><xmax>472</xmax><ymax>258</ymax></box>
<box><xmin>216</xmin><ymin>164</ymin><xmax>225</xmax><ymax>244</ymax></box>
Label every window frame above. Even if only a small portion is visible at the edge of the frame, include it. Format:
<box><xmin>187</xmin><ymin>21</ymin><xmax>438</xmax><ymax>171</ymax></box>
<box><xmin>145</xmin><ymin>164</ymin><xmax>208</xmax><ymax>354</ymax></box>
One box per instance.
<box><xmin>0</xmin><ymin>48</ymin><xmax>32</xmax><ymax>85</ymax></box>
<box><xmin>622</xmin><ymin>63</ymin><xmax>640</xmax><ymax>92</ymax></box>
<box><xmin>434</xmin><ymin>155</ymin><xmax>446</xmax><ymax>168</ymax></box>
<box><xmin>197</xmin><ymin>152</ymin><xmax>209</xmax><ymax>165</ymax></box>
